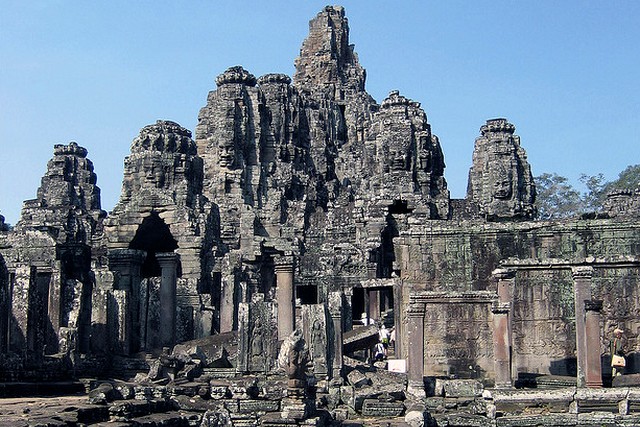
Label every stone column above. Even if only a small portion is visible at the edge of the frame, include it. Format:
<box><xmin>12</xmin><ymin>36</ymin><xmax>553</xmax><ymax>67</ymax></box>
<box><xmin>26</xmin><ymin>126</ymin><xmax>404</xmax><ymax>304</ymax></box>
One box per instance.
<box><xmin>492</xmin><ymin>268</ymin><xmax>516</xmax><ymax>385</ymax></box>
<box><xmin>585</xmin><ymin>299</ymin><xmax>603</xmax><ymax>388</ymax></box>
<box><xmin>407</xmin><ymin>302</ymin><xmax>426</xmax><ymax>397</ymax></box>
<box><xmin>328</xmin><ymin>292</ymin><xmax>343</xmax><ymax>380</ymax></box>
<box><xmin>572</xmin><ymin>266</ymin><xmax>594</xmax><ymax>388</ymax></box>
<box><xmin>492</xmin><ymin>302</ymin><xmax>512</xmax><ymax>388</ymax></box>
<box><xmin>156</xmin><ymin>252</ymin><xmax>179</xmax><ymax>348</ymax></box>
<box><xmin>275</xmin><ymin>256</ymin><xmax>295</xmax><ymax>341</ymax></box>
<box><xmin>368</xmin><ymin>289</ymin><xmax>380</xmax><ymax>323</ymax></box>
<box><xmin>108</xmin><ymin>249</ymin><xmax>146</xmax><ymax>354</ymax></box>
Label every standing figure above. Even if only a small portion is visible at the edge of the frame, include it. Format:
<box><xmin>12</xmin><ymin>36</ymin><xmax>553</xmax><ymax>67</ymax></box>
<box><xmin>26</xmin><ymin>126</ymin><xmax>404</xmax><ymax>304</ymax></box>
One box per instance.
<box><xmin>610</xmin><ymin>328</ymin><xmax>626</xmax><ymax>377</ymax></box>
<box><xmin>378</xmin><ymin>324</ymin><xmax>390</xmax><ymax>357</ymax></box>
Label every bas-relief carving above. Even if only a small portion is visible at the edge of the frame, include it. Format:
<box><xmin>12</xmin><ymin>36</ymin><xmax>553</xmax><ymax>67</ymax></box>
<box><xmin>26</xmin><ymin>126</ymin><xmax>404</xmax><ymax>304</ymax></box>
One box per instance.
<box><xmin>302</xmin><ymin>305</ymin><xmax>328</xmax><ymax>377</ymax></box>
<box><xmin>423</xmin><ymin>302</ymin><xmax>494</xmax><ymax>375</ymax></box>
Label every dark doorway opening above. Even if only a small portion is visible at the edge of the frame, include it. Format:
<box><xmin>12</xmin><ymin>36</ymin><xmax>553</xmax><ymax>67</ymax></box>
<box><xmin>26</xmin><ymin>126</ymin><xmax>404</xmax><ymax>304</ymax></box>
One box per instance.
<box><xmin>296</xmin><ymin>285</ymin><xmax>318</xmax><ymax>305</ymax></box>
<box><xmin>129</xmin><ymin>212</ymin><xmax>179</xmax><ymax>278</ymax></box>
<box><xmin>352</xmin><ymin>287</ymin><xmax>365</xmax><ymax>324</ymax></box>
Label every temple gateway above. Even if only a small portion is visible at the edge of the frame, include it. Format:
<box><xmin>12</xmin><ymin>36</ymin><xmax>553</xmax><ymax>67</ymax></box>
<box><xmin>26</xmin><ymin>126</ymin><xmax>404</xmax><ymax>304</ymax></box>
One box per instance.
<box><xmin>1</xmin><ymin>6</ymin><xmax>640</xmax><ymax>427</ymax></box>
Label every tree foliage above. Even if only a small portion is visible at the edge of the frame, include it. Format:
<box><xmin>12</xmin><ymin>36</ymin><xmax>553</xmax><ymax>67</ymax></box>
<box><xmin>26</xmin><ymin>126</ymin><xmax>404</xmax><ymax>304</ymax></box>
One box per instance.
<box><xmin>535</xmin><ymin>173</ymin><xmax>582</xmax><ymax>220</ymax></box>
<box><xmin>535</xmin><ymin>164</ymin><xmax>640</xmax><ymax>220</ymax></box>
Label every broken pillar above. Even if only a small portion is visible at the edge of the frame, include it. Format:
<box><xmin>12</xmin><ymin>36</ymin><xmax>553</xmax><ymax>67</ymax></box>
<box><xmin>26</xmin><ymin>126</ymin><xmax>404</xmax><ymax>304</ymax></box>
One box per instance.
<box><xmin>572</xmin><ymin>265</ymin><xmax>593</xmax><ymax>388</ymax></box>
<box><xmin>585</xmin><ymin>299</ymin><xmax>603</xmax><ymax>388</ymax></box>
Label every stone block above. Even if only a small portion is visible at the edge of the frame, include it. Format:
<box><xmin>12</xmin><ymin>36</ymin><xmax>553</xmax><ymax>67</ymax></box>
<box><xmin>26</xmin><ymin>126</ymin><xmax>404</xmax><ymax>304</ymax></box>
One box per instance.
<box><xmin>238</xmin><ymin>399</ymin><xmax>280</xmax><ymax>413</ymax></box>
<box><xmin>439</xmin><ymin>379</ymin><xmax>483</xmax><ymax>398</ymax></box>
<box><xmin>361</xmin><ymin>399</ymin><xmax>405</xmax><ymax>417</ymax></box>
<box><xmin>347</xmin><ymin>369</ymin><xmax>370</xmax><ymax>388</ymax></box>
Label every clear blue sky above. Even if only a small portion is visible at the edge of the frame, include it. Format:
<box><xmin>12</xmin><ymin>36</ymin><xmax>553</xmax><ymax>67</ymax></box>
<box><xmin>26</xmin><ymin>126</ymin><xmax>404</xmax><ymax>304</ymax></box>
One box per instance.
<box><xmin>1</xmin><ymin>1</ymin><xmax>638</xmax><ymax>224</ymax></box>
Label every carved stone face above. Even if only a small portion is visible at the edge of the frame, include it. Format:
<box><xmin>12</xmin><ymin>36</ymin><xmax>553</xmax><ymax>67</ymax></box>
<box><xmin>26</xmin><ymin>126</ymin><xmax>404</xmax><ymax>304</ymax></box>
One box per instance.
<box><xmin>389</xmin><ymin>147</ymin><xmax>408</xmax><ymax>171</ymax></box>
<box><xmin>218</xmin><ymin>139</ymin><xmax>236</xmax><ymax>168</ymax></box>
<box><xmin>145</xmin><ymin>158</ymin><xmax>166</xmax><ymax>188</ymax></box>
<box><xmin>492</xmin><ymin>174</ymin><xmax>513</xmax><ymax>200</ymax></box>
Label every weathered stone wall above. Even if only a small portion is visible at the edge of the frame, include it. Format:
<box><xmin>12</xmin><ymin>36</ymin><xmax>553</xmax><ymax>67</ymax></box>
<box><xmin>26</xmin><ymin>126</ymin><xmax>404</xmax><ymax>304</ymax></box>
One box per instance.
<box><xmin>399</xmin><ymin>218</ymin><xmax>640</xmax><ymax>377</ymax></box>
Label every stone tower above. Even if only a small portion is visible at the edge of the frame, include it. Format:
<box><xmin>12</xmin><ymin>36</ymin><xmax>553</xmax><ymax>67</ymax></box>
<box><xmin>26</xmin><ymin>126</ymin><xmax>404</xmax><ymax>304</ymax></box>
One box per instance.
<box><xmin>466</xmin><ymin>118</ymin><xmax>536</xmax><ymax>220</ymax></box>
<box><xmin>5</xmin><ymin>142</ymin><xmax>105</xmax><ymax>358</ymax></box>
<box><xmin>104</xmin><ymin>120</ymin><xmax>217</xmax><ymax>352</ymax></box>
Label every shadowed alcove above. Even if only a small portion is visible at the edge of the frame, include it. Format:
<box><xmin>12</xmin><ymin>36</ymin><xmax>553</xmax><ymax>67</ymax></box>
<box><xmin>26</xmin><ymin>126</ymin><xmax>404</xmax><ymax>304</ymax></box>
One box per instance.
<box><xmin>129</xmin><ymin>212</ymin><xmax>179</xmax><ymax>278</ymax></box>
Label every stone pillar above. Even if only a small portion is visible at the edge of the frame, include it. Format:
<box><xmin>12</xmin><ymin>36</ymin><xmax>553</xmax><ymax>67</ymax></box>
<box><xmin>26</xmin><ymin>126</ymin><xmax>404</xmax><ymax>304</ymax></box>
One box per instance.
<box><xmin>108</xmin><ymin>249</ymin><xmax>146</xmax><ymax>354</ymax></box>
<box><xmin>275</xmin><ymin>256</ymin><xmax>295</xmax><ymax>341</ymax></box>
<box><xmin>157</xmin><ymin>252</ymin><xmax>179</xmax><ymax>348</ymax></box>
<box><xmin>492</xmin><ymin>302</ymin><xmax>512</xmax><ymax>388</ymax></box>
<box><xmin>407</xmin><ymin>302</ymin><xmax>426</xmax><ymax>397</ymax></box>
<box><xmin>572</xmin><ymin>266</ymin><xmax>593</xmax><ymax>388</ymax></box>
<box><xmin>585</xmin><ymin>299</ymin><xmax>603</xmax><ymax>388</ymax></box>
<box><xmin>492</xmin><ymin>268</ymin><xmax>516</xmax><ymax>385</ymax></box>
<box><xmin>368</xmin><ymin>289</ymin><xmax>380</xmax><ymax>323</ymax></box>
<box><xmin>328</xmin><ymin>292</ymin><xmax>343</xmax><ymax>380</ymax></box>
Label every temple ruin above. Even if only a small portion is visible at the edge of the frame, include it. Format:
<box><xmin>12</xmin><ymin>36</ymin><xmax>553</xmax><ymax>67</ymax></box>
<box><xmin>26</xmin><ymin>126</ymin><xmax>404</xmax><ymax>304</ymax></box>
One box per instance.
<box><xmin>1</xmin><ymin>6</ymin><xmax>640</xmax><ymax>427</ymax></box>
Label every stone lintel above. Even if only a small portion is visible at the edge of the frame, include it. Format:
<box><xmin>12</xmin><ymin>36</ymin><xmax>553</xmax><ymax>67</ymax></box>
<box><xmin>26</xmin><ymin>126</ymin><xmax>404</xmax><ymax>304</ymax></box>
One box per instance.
<box><xmin>492</xmin><ymin>268</ymin><xmax>516</xmax><ymax>280</ymax></box>
<box><xmin>359</xmin><ymin>278</ymin><xmax>399</xmax><ymax>289</ymax></box>
<box><xmin>409</xmin><ymin>290</ymin><xmax>498</xmax><ymax>305</ymax></box>
<box><xmin>501</xmin><ymin>257</ymin><xmax>640</xmax><ymax>270</ymax></box>
<box><xmin>108</xmin><ymin>249</ymin><xmax>146</xmax><ymax>267</ymax></box>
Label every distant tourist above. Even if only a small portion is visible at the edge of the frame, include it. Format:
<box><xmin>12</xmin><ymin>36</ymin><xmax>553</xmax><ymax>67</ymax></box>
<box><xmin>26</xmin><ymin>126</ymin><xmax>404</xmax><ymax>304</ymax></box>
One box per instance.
<box><xmin>374</xmin><ymin>342</ymin><xmax>386</xmax><ymax>362</ymax></box>
<box><xmin>359</xmin><ymin>312</ymin><xmax>374</xmax><ymax>326</ymax></box>
<box><xmin>610</xmin><ymin>328</ymin><xmax>626</xmax><ymax>376</ymax></box>
<box><xmin>379</xmin><ymin>324</ymin><xmax>390</xmax><ymax>349</ymax></box>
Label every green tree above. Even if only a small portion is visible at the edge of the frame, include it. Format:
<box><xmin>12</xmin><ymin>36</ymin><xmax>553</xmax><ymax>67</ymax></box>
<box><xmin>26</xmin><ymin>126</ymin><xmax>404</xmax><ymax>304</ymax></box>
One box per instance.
<box><xmin>535</xmin><ymin>164</ymin><xmax>640</xmax><ymax>219</ymax></box>
<box><xmin>579</xmin><ymin>173</ymin><xmax>607</xmax><ymax>213</ymax></box>
<box><xmin>534</xmin><ymin>173</ymin><xmax>582</xmax><ymax>219</ymax></box>
<box><xmin>605</xmin><ymin>164</ymin><xmax>640</xmax><ymax>192</ymax></box>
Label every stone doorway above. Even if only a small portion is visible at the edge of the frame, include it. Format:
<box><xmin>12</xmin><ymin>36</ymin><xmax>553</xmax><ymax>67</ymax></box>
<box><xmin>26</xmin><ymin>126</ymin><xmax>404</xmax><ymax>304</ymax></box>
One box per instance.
<box><xmin>129</xmin><ymin>212</ymin><xmax>179</xmax><ymax>278</ymax></box>
<box><xmin>128</xmin><ymin>213</ymin><xmax>181</xmax><ymax>351</ymax></box>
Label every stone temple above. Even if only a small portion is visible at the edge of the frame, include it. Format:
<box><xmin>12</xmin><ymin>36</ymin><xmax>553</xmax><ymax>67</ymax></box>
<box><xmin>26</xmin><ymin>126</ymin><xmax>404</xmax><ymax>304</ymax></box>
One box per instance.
<box><xmin>1</xmin><ymin>6</ymin><xmax>640</xmax><ymax>427</ymax></box>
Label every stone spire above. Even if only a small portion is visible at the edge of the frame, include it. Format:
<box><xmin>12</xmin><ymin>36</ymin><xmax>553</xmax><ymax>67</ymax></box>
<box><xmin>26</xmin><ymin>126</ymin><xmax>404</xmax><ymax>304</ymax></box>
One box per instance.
<box><xmin>293</xmin><ymin>5</ymin><xmax>366</xmax><ymax>99</ymax></box>
<box><xmin>466</xmin><ymin>118</ymin><xmax>536</xmax><ymax>220</ymax></box>
<box><xmin>364</xmin><ymin>90</ymin><xmax>449</xmax><ymax>218</ymax></box>
<box><xmin>16</xmin><ymin>141</ymin><xmax>104</xmax><ymax>244</ymax></box>
<box><xmin>113</xmin><ymin>120</ymin><xmax>203</xmax><ymax>212</ymax></box>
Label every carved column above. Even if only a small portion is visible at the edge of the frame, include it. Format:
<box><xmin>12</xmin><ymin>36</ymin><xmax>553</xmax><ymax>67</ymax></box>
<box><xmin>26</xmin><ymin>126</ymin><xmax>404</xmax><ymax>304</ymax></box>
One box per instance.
<box><xmin>407</xmin><ymin>302</ymin><xmax>426</xmax><ymax>397</ymax></box>
<box><xmin>585</xmin><ymin>299</ymin><xmax>603</xmax><ymax>388</ymax></box>
<box><xmin>492</xmin><ymin>302</ymin><xmax>512</xmax><ymax>388</ymax></box>
<box><xmin>156</xmin><ymin>252</ymin><xmax>179</xmax><ymax>348</ymax></box>
<box><xmin>275</xmin><ymin>256</ymin><xmax>295</xmax><ymax>341</ymax></box>
<box><xmin>108</xmin><ymin>249</ymin><xmax>146</xmax><ymax>354</ymax></box>
<box><xmin>328</xmin><ymin>292</ymin><xmax>344</xmax><ymax>380</ymax></box>
<box><xmin>572</xmin><ymin>266</ymin><xmax>594</xmax><ymax>388</ymax></box>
